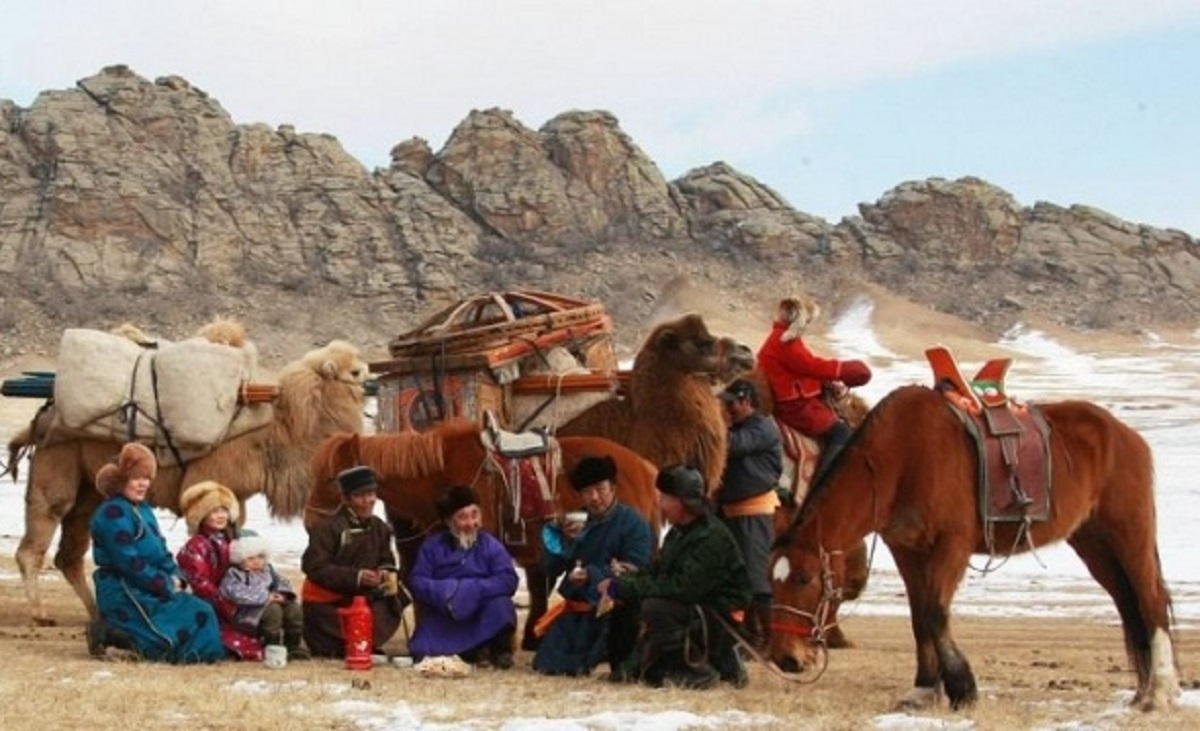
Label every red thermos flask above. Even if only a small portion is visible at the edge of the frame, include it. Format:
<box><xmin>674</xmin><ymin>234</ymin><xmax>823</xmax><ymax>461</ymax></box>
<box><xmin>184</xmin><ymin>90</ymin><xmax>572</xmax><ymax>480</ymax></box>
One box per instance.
<box><xmin>338</xmin><ymin>595</ymin><xmax>374</xmax><ymax>670</ymax></box>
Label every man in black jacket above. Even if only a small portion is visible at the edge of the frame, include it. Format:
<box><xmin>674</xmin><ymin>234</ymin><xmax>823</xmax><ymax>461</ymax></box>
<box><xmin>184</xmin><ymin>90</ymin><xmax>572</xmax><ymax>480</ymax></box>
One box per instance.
<box><xmin>716</xmin><ymin>378</ymin><xmax>783</xmax><ymax>653</ymax></box>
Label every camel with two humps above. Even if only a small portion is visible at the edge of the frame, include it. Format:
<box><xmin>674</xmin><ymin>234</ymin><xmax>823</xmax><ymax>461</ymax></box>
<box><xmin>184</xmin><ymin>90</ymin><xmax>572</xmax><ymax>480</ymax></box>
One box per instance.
<box><xmin>7</xmin><ymin>332</ymin><xmax>370</xmax><ymax>626</ymax></box>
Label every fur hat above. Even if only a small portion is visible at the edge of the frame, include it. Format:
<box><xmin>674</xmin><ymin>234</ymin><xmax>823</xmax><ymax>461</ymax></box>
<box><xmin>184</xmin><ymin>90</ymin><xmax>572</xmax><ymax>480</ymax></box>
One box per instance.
<box><xmin>776</xmin><ymin>296</ymin><xmax>821</xmax><ymax>343</ymax></box>
<box><xmin>179</xmin><ymin>480</ymin><xmax>241</xmax><ymax>535</ymax></box>
<box><xmin>568</xmin><ymin>455</ymin><xmax>617</xmax><ymax>491</ymax></box>
<box><xmin>337</xmin><ymin>465</ymin><xmax>379</xmax><ymax>496</ymax></box>
<box><xmin>229</xmin><ymin>535</ymin><xmax>270</xmax><ymax>565</ymax></box>
<box><xmin>436</xmin><ymin>485</ymin><xmax>479</xmax><ymax>520</ymax></box>
<box><xmin>655</xmin><ymin>465</ymin><xmax>707</xmax><ymax>513</ymax></box>
<box><xmin>95</xmin><ymin>443</ymin><xmax>157</xmax><ymax>498</ymax></box>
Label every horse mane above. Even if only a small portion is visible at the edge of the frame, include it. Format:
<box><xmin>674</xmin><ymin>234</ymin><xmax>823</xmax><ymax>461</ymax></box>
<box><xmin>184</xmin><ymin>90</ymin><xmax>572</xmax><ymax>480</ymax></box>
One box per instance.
<box><xmin>357</xmin><ymin>429</ymin><xmax>446</xmax><ymax>480</ymax></box>
<box><xmin>781</xmin><ymin>385</ymin><xmax>922</xmax><ymax>541</ymax></box>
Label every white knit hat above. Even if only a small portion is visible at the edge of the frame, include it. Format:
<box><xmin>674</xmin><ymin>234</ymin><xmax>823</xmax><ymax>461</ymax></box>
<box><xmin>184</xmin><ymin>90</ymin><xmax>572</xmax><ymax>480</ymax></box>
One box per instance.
<box><xmin>230</xmin><ymin>535</ymin><xmax>271</xmax><ymax>565</ymax></box>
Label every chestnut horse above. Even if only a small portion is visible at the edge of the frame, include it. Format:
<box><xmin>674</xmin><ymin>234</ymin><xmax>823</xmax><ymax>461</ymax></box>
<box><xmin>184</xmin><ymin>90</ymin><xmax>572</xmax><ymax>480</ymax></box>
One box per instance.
<box><xmin>307</xmin><ymin>418</ymin><xmax>661</xmax><ymax>650</ymax></box>
<box><xmin>769</xmin><ymin>385</ymin><xmax>1180</xmax><ymax>711</ymax></box>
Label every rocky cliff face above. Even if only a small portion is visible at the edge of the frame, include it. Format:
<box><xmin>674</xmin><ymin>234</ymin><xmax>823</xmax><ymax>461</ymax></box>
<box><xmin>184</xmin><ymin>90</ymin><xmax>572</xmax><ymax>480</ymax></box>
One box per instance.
<box><xmin>1</xmin><ymin>65</ymin><xmax>1196</xmax><ymax>361</ymax></box>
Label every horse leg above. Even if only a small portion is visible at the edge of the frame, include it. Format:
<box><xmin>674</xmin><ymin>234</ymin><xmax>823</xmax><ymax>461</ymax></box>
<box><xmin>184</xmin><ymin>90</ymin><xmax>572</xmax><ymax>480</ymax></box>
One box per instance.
<box><xmin>56</xmin><ymin>492</ymin><xmax>102</xmax><ymax>621</ymax></box>
<box><xmin>1069</xmin><ymin>526</ymin><xmax>1181</xmax><ymax>710</ymax></box>
<box><xmin>16</xmin><ymin>466</ymin><xmax>78</xmax><ymax>626</ymax></box>
<box><xmin>522</xmin><ymin>564</ymin><xmax>550</xmax><ymax>651</ymax></box>
<box><xmin>892</xmin><ymin>540</ymin><xmax>977</xmax><ymax>711</ymax></box>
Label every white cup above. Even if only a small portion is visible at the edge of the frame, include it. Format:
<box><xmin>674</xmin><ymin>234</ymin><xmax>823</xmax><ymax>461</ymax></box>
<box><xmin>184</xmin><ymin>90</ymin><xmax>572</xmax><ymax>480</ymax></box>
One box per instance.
<box><xmin>264</xmin><ymin>644</ymin><xmax>287</xmax><ymax>669</ymax></box>
<box><xmin>565</xmin><ymin>511</ymin><xmax>588</xmax><ymax>526</ymax></box>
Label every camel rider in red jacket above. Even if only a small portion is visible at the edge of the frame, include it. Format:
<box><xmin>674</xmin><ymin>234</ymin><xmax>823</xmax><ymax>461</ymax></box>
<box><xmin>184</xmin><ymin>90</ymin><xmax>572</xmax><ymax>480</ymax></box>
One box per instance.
<box><xmin>756</xmin><ymin>296</ymin><xmax>872</xmax><ymax>482</ymax></box>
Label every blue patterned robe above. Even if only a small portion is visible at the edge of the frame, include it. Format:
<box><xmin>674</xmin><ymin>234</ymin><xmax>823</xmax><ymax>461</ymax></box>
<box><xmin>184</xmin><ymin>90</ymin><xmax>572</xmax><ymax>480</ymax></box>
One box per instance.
<box><xmin>407</xmin><ymin>530</ymin><xmax>518</xmax><ymax>659</ymax></box>
<box><xmin>533</xmin><ymin>502</ymin><xmax>653</xmax><ymax>675</ymax></box>
<box><xmin>90</xmin><ymin>496</ymin><xmax>225</xmax><ymax>663</ymax></box>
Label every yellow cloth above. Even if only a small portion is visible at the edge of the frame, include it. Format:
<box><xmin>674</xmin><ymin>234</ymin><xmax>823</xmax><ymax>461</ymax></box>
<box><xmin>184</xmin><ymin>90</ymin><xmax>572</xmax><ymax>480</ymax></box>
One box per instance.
<box><xmin>721</xmin><ymin>490</ymin><xmax>781</xmax><ymax>518</ymax></box>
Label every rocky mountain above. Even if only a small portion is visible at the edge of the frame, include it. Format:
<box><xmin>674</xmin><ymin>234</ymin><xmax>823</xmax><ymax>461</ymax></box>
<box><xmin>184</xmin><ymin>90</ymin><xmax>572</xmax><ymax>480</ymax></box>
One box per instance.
<box><xmin>1</xmin><ymin>65</ymin><xmax>1197</xmax><ymax>365</ymax></box>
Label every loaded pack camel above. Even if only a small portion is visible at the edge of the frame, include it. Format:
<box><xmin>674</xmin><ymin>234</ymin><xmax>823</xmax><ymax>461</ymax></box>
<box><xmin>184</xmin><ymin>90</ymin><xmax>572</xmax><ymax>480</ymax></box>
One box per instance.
<box><xmin>6</xmin><ymin>334</ymin><xmax>370</xmax><ymax>626</ymax></box>
<box><xmin>556</xmin><ymin>313</ymin><xmax>754</xmax><ymax>494</ymax></box>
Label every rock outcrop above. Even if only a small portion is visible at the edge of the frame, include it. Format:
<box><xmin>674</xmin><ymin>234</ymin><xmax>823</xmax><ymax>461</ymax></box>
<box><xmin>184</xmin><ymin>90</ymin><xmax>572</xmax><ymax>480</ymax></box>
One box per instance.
<box><xmin>1</xmin><ymin>66</ymin><xmax>1196</xmax><ymax>361</ymax></box>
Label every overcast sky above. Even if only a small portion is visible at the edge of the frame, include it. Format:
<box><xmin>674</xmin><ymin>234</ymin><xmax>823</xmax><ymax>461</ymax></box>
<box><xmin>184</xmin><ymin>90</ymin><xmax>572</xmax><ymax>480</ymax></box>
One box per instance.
<box><xmin>3</xmin><ymin>1</ymin><xmax>1198</xmax><ymax>235</ymax></box>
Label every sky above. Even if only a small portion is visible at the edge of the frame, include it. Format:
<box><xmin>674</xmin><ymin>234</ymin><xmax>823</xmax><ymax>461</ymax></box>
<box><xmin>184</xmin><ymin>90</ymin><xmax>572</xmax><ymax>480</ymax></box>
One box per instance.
<box><xmin>2</xmin><ymin>1</ymin><xmax>1199</xmax><ymax>235</ymax></box>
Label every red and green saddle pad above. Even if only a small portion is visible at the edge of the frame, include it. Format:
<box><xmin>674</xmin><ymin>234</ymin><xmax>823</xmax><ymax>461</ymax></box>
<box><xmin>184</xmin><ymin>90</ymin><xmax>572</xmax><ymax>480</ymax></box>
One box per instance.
<box><xmin>924</xmin><ymin>345</ymin><xmax>1013</xmax><ymax>411</ymax></box>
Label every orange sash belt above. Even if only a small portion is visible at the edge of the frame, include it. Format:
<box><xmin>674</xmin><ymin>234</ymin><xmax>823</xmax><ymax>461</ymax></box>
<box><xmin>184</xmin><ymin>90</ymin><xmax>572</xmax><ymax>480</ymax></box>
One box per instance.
<box><xmin>301</xmin><ymin>579</ymin><xmax>346</xmax><ymax>604</ymax></box>
<box><xmin>532</xmin><ymin>599</ymin><xmax>594</xmax><ymax>638</ymax></box>
<box><xmin>721</xmin><ymin>490</ymin><xmax>781</xmax><ymax>518</ymax></box>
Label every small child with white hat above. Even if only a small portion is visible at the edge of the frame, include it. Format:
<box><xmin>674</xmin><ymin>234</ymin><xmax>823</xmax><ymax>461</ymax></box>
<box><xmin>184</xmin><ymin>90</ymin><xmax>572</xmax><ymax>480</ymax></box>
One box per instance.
<box><xmin>219</xmin><ymin>536</ymin><xmax>308</xmax><ymax>660</ymax></box>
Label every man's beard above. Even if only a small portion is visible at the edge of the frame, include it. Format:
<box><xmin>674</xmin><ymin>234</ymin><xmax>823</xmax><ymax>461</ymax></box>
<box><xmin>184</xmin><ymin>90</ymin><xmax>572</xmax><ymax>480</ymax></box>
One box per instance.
<box><xmin>451</xmin><ymin>528</ymin><xmax>478</xmax><ymax>550</ymax></box>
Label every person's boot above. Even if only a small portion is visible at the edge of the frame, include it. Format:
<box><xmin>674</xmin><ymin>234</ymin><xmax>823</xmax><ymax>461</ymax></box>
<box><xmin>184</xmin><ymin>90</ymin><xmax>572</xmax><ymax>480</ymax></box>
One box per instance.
<box><xmin>285</xmin><ymin>631</ymin><xmax>312</xmax><ymax>661</ymax></box>
<box><xmin>86</xmin><ymin>619</ymin><xmax>108</xmax><ymax>658</ymax></box>
<box><xmin>812</xmin><ymin>420</ymin><xmax>852</xmax><ymax>485</ymax></box>
<box><xmin>713</xmin><ymin>646</ymin><xmax>748</xmax><ymax>688</ymax></box>
<box><xmin>87</xmin><ymin>619</ymin><xmax>137</xmax><ymax>657</ymax></box>
<box><xmin>489</xmin><ymin>629</ymin><xmax>515</xmax><ymax>670</ymax></box>
<box><xmin>666</xmin><ymin>650</ymin><xmax>719</xmax><ymax>690</ymax></box>
<box><xmin>105</xmin><ymin>624</ymin><xmax>137</xmax><ymax>652</ymax></box>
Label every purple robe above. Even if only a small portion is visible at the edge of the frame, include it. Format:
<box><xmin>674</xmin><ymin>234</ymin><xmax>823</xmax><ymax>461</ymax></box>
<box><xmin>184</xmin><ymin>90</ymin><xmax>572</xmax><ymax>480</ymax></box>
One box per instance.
<box><xmin>407</xmin><ymin>529</ymin><xmax>518</xmax><ymax>659</ymax></box>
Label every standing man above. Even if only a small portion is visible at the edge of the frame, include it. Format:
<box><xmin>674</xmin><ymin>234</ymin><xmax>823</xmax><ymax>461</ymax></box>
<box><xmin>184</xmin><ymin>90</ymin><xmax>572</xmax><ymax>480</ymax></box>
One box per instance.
<box><xmin>600</xmin><ymin>465</ymin><xmax>751</xmax><ymax>689</ymax></box>
<box><xmin>717</xmin><ymin>378</ymin><xmax>783</xmax><ymax>653</ymax></box>
<box><xmin>301</xmin><ymin>466</ymin><xmax>405</xmax><ymax>658</ymax></box>
<box><xmin>533</xmin><ymin>455</ymin><xmax>654</xmax><ymax>678</ymax></box>
<box><xmin>407</xmin><ymin>485</ymin><xmax>520</xmax><ymax>669</ymax></box>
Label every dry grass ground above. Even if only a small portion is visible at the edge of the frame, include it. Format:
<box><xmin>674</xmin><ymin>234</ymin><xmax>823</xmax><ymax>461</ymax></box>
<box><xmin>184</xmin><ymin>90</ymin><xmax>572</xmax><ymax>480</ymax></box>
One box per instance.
<box><xmin>0</xmin><ymin>554</ymin><xmax>1197</xmax><ymax>730</ymax></box>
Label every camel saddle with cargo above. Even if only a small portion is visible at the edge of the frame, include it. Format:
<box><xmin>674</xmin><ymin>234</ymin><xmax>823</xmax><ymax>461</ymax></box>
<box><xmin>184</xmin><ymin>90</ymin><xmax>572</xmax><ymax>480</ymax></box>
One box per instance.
<box><xmin>52</xmin><ymin>328</ymin><xmax>276</xmax><ymax>457</ymax></box>
<box><xmin>925</xmin><ymin>345</ymin><xmax>1052</xmax><ymax>524</ymax></box>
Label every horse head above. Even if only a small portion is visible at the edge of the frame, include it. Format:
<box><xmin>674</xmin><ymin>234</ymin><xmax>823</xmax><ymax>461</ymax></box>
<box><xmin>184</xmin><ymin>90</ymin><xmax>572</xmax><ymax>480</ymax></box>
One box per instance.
<box><xmin>767</xmin><ymin>520</ymin><xmax>848</xmax><ymax>674</ymax></box>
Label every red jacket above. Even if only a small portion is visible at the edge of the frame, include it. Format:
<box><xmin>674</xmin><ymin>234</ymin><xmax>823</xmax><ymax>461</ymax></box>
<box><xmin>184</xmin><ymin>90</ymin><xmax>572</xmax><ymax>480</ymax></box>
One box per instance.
<box><xmin>176</xmin><ymin>530</ymin><xmax>264</xmax><ymax>661</ymax></box>
<box><xmin>757</xmin><ymin>321</ymin><xmax>845</xmax><ymax>403</ymax></box>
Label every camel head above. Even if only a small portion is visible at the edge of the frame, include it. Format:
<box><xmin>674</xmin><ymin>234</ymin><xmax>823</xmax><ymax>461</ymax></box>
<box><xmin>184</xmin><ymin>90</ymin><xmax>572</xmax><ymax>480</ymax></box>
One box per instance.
<box><xmin>300</xmin><ymin>339</ymin><xmax>370</xmax><ymax>387</ymax></box>
<box><xmin>777</xmin><ymin>295</ymin><xmax>821</xmax><ymax>342</ymax></box>
<box><xmin>715</xmin><ymin>336</ymin><xmax>756</xmax><ymax>382</ymax></box>
<box><xmin>637</xmin><ymin>313</ymin><xmax>727</xmax><ymax>376</ymax></box>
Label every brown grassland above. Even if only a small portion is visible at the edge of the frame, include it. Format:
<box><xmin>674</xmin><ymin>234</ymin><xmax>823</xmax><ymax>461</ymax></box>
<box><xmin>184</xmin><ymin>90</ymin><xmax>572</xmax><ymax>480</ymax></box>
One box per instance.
<box><xmin>0</xmin><ymin>555</ymin><xmax>1196</xmax><ymax>730</ymax></box>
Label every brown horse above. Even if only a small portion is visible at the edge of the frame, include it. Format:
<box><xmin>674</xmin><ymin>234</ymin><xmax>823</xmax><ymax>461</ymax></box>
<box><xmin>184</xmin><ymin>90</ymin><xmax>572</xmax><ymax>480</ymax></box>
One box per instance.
<box><xmin>307</xmin><ymin>418</ymin><xmax>661</xmax><ymax>650</ymax></box>
<box><xmin>769</xmin><ymin>384</ymin><xmax>1180</xmax><ymax>712</ymax></box>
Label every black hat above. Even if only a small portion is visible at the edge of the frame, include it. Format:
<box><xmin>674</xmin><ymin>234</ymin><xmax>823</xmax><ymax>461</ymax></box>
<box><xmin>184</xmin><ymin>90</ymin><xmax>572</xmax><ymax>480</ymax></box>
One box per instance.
<box><xmin>436</xmin><ymin>485</ymin><xmax>479</xmax><ymax>520</ymax></box>
<box><xmin>568</xmin><ymin>455</ymin><xmax>617</xmax><ymax>491</ymax></box>
<box><xmin>720</xmin><ymin>378</ymin><xmax>758</xmax><ymax>406</ymax></box>
<box><xmin>336</xmin><ymin>466</ymin><xmax>379</xmax><ymax>496</ymax></box>
<box><xmin>655</xmin><ymin>465</ymin><xmax>707</xmax><ymax>512</ymax></box>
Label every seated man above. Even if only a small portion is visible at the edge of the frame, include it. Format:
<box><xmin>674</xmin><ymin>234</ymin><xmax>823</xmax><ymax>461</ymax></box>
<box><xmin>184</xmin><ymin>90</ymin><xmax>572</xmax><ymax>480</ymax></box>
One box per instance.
<box><xmin>757</xmin><ymin>295</ymin><xmax>872</xmax><ymax>479</ymax></box>
<box><xmin>533</xmin><ymin>455</ymin><xmax>654</xmax><ymax>677</ymax></box>
<box><xmin>600</xmin><ymin>465</ymin><xmax>752</xmax><ymax>689</ymax></box>
<box><xmin>300</xmin><ymin>466</ymin><xmax>405</xmax><ymax>658</ymax></box>
<box><xmin>407</xmin><ymin>485</ymin><xmax>519</xmax><ymax>669</ymax></box>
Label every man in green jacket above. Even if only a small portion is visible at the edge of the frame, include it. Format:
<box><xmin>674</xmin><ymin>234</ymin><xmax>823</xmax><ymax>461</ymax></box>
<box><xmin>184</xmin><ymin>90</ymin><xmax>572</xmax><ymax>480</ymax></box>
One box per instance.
<box><xmin>600</xmin><ymin>465</ymin><xmax>752</xmax><ymax>689</ymax></box>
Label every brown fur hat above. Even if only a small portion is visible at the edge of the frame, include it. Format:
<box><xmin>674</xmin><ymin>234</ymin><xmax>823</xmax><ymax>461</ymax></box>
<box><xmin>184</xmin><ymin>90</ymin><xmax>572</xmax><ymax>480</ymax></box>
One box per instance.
<box><xmin>179</xmin><ymin>480</ymin><xmax>241</xmax><ymax>535</ymax></box>
<box><xmin>95</xmin><ymin>443</ymin><xmax>158</xmax><ymax>498</ymax></box>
